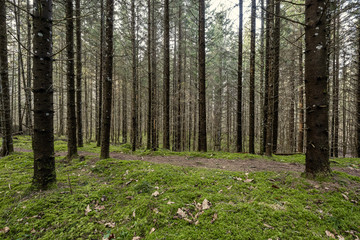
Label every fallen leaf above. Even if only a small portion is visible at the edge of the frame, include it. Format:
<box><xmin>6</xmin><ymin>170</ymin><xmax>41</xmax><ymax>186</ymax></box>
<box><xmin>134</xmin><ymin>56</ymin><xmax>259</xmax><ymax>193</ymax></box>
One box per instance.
<box><xmin>218</xmin><ymin>189</ymin><xmax>223</xmax><ymax>193</ymax></box>
<box><xmin>211</xmin><ymin>213</ymin><xmax>218</xmax><ymax>224</ymax></box>
<box><xmin>272</xmin><ymin>185</ymin><xmax>279</xmax><ymax>189</ymax></box>
<box><xmin>152</xmin><ymin>191</ymin><xmax>160</xmax><ymax>197</ymax></box>
<box><xmin>227</xmin><ymin>185</ymin><xmax>232</xmax><ymax>190</ymax></box>
<box><xmin>153</xmin><ymin>208</ymin><xmax>159</xmax><ymax>214</ymax></box>
<box><xmin>325</xmin><ymin>230</ymin><xmax>336</xmax><ymax>239</ymax></box>
<box><xmin>104</xmin><ymin>222</ymin><xmax>115</xmax><ymax>228</ymax></box>
<box><xmin>0</xmin><ymin>227</ymin><xmax>10</xmax><ymax>233</ymax></box>
<box><xmin>132</xmin><ymin>237</ymin><xmax>141</xmax><ymax>240</ymax></box>
<box><xmin>177</xmin><ymin>208</ymin><xmax>187</xmax><ymax>218</ymax></box>
<box><xmin>167</xmin><ymin>201</ymin><xmax>175</xmax><ymax>205</ymax></box>
<box><xmin>95</xmin><ymin>205</ymin><xmax>105</xmax><ymax>210</ymax></box>
<box><xmin>264</xmin><ymin>223</ymin><xmax>274</xmax><ymax>229</ymax></box>
<box><xmin>184</xmin><ymin>218</ymin><xmax>193</xmax><ymax>223</ymax></box>
<box><xmin>132</xmin><ymin>210</ymin><xmax>136</xmax><ymax>218</ymax></box>
<box><xmin>341</xmin><ymin>194</ymin><xmax>349</xmax><ymax>201</ymax></box>
<box><xmin>126</xmin><ymin>196</ymin><xmax>134</xmax><ymax>200</ymax></box>
<box><xmin>31</xmin><ymin>229</ymin><xmax>36</xmax><ymax>234</ymax></box>
<box><xmin>149</xmin><ymin>228</ymin><xmax>155</xmax><ymax>234</ymax></box>
<box><xmin>85</xmin><ymin>205</ymin><xmax>92</xmax><ymax>216</ymax></box>
<box><xmin>244</xmin><ymin>179</ymin><xmax>254</xmax><ymax>183</ymax></box>
<box><xmin>202</xmin><ymin>199</ymin><xmax>211</xmax><ymax>210</ymax></box>
<box><xmin>234</xmin><ymin>177</ymin><xmax>243</xmax><ymax>181</ymax></box>
<box><xmin>337</xmin><ymin>235</ymin><xmax>345</xmax><ymax>240</ymax></box>
<box><xmin>101</xmin><ymin>195</ymin><xmax>107</xmax><ymax>202</ymax></box>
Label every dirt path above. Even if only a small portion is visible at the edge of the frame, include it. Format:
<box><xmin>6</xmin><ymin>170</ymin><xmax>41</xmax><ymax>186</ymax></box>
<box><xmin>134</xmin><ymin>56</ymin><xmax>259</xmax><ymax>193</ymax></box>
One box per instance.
<box><xmin>15</xmin><ymin>148</ymin><xmax>360</xmax><ymax>177</ymax></box>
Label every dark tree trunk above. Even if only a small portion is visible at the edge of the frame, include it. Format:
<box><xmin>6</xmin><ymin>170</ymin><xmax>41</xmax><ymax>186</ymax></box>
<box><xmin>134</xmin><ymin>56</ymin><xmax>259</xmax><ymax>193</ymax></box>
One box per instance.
<box><xmin>198</xmin><ymin>0</ymin><xmax>207</xmax><ymax>152</ymax></box>
<box><xmin>151</xmin><ymin>0</ymin><xmax>158</xmax><ymax>151</ymax></box>
<box><xmin>100</xmin><ymin>0</ymin><xmax>114</xmax><ymax>159</ymax></box>
<box><xmin>131</xmin><ymin>0</ymin><xmax>138</xmax><ymax>151</ymax></box>
<box><xmin>0</xmin><ymin>0</ymin><xmax>13</xmax><ymax>156</ymax></box>
<box><xmin>289</xmin><ymin>57</ymin><xmax>295</xmax><ymax>152</ymax></box>
<box><xmin>248</xmin><ymin>0</ymin><xmax>256</xmax><ymax>154</ymax></box>
<box><xmin>357</xmin><ymin>19</ymin><xmax>360</xmax><ymax>157</ymax></box>
<box><xmin>146</xmin><ymin>0</ymin><xmax>152</xmax><ymax>150</ymax></box>
<box><xmin>265</xmin><ymin>0</ymin><xmax>274</xmax><ymax>156</ymax></box>
<box><xmin>236</xmin><ymin>0</ymin><xmax>243</xmax><ymax>153</ymax></box>
<box><xmin>97</xmin><ymin>0</ymin><xmax>104</xmax><ymax>147</ymax></box>
<box><xmin>26</xmin><ymin>0</ymin><xmax>32</xmax><ymax>134</ymax></box>
<box><xmin>305</xmin><ymin>0</ymin><xmax>330</xmax><ymax>176</ymax></box>
<box><xmin>76</xmin><ymin>0</ymin><xmax>83</xmax><ymax>147</ymax></box>
<box><xmin>163</xmin><ymin>0</ymin><xmax>170</xmax><ymax>149</ymax></box>
<box><xmin>175</xmin><ymin>3</ymin><xmax>182</xmax><ymax>152</ymax></box>
<box><xmin>122</xmin><ymin>73</ymin><xmax>127</xmax><ymax>143</ymax></box>
<box><xmin>14</xmin><ymin>0</ymin><xmax>22</xmax><ymax>133</ymax></box>
<box><xmin>66</xmin><ymin>0</ymin><xmax>77</xmax><ymax>160</ymax></box>
<box><xmin>297</xmin><ymin>34</ymin><xmax>304</xmax><ymax>153</ymax></box>
<box><xmin>32</xmin><ymin>0</ymin><xmax>56</xmax><ymax>189</ymax></box>
<box><xmin>272</xmin><ymin>0</ymin><xmax>281</xmax><ymax>154</ymax></box>
<box><xmin>259</xmin><ymin>0</ymin><xmax>265</xmax><ymax>154</ymax></box>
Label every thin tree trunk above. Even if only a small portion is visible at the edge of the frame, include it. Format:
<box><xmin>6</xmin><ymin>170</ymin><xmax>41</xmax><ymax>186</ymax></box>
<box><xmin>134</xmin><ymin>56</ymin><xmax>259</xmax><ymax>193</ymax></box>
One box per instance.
<box><xmin>198</xmin><ymin>0</ymin><xmax>207</xmax><ymax>152</ymax></box>
<box><xmin>32</xmin><ymin>0</ymin><xmax>56</xmax><ymax>189</ymax></box>
<box><xmin>76</xmin><ymin>0</ymin><xmax>83</xmax><ymax>147</ymax></box>
<box><xmin>66</xmin><ymin>0</ymin><xmax>77</xmax><ymax>159</ymax></box>
<box><xmin>97</xmin><ymin>0</ymin><xmax>104</xmax><ymax>147</ymax></box>
<box><xmin>100</xmin><ymin>0</ymin><xmax>114</xmax><ymax>159</ymax></box>
<box><xmin>249</xmin><ymin>0</ymin><xmax>256</xmax><ymax>154</ymax></box>
<box><xmin>131</xmin><ymin>0</ymin><xmax>138</xmax><ymax>151</ymax></box>
<box><xmin>297</xmin><ymin>34</ymin><xmax>304</xmax><ymax>153</ymax></box>
<box><xmin>175</xmin><ymin>3</ymin><xmax>182</xmax><ymax>152</ymax></box>
<box><xmin>151</xmin><ymin>0</ymin><xmax>157</xmax><ymax>151</ymax></box>
<box><xmin>236</xmin><ymin>0</ymin><xmax>243</xmax><ymax>153</ymax></box>
<box><xmin>259</xmin><ymin>0</ymin><xmax>265</xmax><ymax>154</ymax></box>
<box><xmin>163</xmin><ymin>0</ymin><xmax>170</xmax><ymax>149</ymax></box>
<box><xmin>26</xmin><ymin>0</ymin><xmax>32</xmax><ymax>134</ymax></box>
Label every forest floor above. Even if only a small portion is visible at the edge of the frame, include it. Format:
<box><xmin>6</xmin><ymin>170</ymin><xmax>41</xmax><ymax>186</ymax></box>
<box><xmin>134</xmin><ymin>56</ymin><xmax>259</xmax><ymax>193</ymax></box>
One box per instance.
<box><xmin>0</xmin><ymin>136</ymin><xmax>359</xmax><ymax>239</ymax></box>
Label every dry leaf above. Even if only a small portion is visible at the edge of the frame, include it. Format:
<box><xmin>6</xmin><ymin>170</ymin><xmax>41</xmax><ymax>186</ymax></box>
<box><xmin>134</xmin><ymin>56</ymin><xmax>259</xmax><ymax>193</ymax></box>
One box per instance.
<box><xmin>85</xmin><ymin>205</ymin><xmax>92</xmax><ymax>216</ymax></box>
<box><xmin>132</xmin><ymin>210</ymin><xmax>136</xmax><ymax>218</ymax></box>
<box><xmin>0</xmin><ymin>227</ymin><xmax>10</xmax><ymax>233</ymax></box>
<box><xmin>95</xmin><ymin>205</ymin><xmax>105</xmax><ymax>210</ymax></box>
<box><xmin>31</xmin><ymin>229</ymin><xmax>36</xmax><ymax>234</ymax></box>
<box><xmin>244</xmin><ymin>179</ymin><xmax>254</xmax><ymax>183</ymax></box>
<box><xmin>234</xmin><ymin>177</ymin><xmax>243</xmax><ymax>181</ymax></box>
<box><xmin>227</xmin><ymin>186</ymin><xmax>232</xmax><ymax>190</ymax></box>
<box><xmin>167</xmin><ymin>201</ymin><xmax>175</xmax><ymax>205</ymax></box>
<box><xmin>126</xmin><ymin>196</ymin><xmax>134</xmax><ymax>200</ymax></box>
<box><xmin>132</xmin><ymin>237</ymin><xmax>141</xmax><ymax>240</ymax></box>
<box><xmin>263</xmin><ymin>223</ymin><xmax>274</xmax><ymax>229</ymax></box>
<box><xmin>337</xmin><ymin>235</ymin><xmax>345</xmax><ymax>240</ymax></box>
<box><xmin>152</xmin><ymin>191</ymin><xmax>160</xmax><ymax>197</ymax></box>
<box><xmin>341</xmin><ymin>194</ymin><xmax>349</xmax><ymax>201</ymax></box>
<box><xmin>149</xmin><ymin>228</ymin><xmax>155</xmax><ymax>234</ymax></box>
<box><xmin>184</xmin><ymin>218</ymin><xmax>193</xmax><ymax>223</ymax></box>
<box><xmin>104</xmin><ymin>222</ymin><xmax>115</xmax><ymax>228</ymax></box>
<box><xmin>211</xmin><ymin>213</ymin><xmax>218</xmax><ymax>224</ymax></box>
<box><xmin>202</xmin><ymin>199</ymin><xmax>211</xmax><ymax>210</ymax></box>
<box><xmin>153</xmin><ymin>208</ymin><xmax>159</xmax><ymax>214</ymax></box>
<box><xmin>177</xmin><ymin>208</ymin><xmax>187</xmax><ymax>218</ymax></box>
<box><xmin>218</xmin><ymin>189</ymin><xmax>223</xmax><ymax>193</ymax></box>
<box><xmin>325</xmin><ymin>230</ymin><xmax>336</xmax><ymax>239</ymax></box>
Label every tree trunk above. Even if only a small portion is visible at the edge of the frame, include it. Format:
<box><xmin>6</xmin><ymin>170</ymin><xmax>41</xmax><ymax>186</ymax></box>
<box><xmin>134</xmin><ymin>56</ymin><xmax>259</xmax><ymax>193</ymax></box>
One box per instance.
<box><xmin>305</xmin><ymin>0</ymin><xmax>330</xmax><ymax>176</ymax></box>
<box><xmin>0</xmin><ymin>0</ymin><xmax>13</xmax><ymax>156</ymax></box>
<box><xmin>97</xmin><ymin>0</ymin><xmax>104</xmax><ymax>147</ymax></box>
<box><xmin>100</xmin><ymin>0</ymin><xmax>114</xmax><ymax>159</ymax></box>
<box><xmin>198</xmin><ymin>0</ymin><xmax>207</xmax><ymax>152</ymax></box>
<box><xmin>357</xmin><ymin>19</ymin><xmax>360</xmax><ymax>157</ymax></box>
<box><xmin>76</xmin><ymin>0</ymin><xmax>83</xmax><ymax>147</ymax></box>
<box><xmin>236</xmin><ymin>0</ymin><xmax>243</xmax><ymax>153</ymax></box>
<box><xmin>163</xmin><ymin>0</ymin><xmax>170</xmax><ymax>149</ymax></box>
<box><xmin>297</xmin><ymin>34</ymin><xmax>304</xmax><ymax>153</ymax></box>
<box><xmin>66</xmin><ymin>0</ymin><xmax>77</xmax><ymax>160</ymax></box>
<box><xmin>151</xmin><ymin>0</ymin><xmax>158</xmax><ymax>151</ymax></box>
<box><xmin>248</xmin><ymin>0</ymin><xmax>256</xmax><ymax>154</ymax></box>
<box><xmin>32</xmin><ymin>0</ymin><xmax>56</xmax><ymax>189</ymax></box>
<box><xmin>259</xmin><ymin>0</ymin><xmax>265</xmax><ymax>154</ymax></box>
<box><xmin>26</xmin><ymin>0</ymin><xmax>32</xmax><ymax>134</ymax></box>
<box><xmin>272</xmin><ymin>0</ymin><xmax>281</xmax><ymax>154</ymax></box>
<box><xmin>131</xmin><ymin>0</ymin><xmax>138</xmax><ymax>151</ymax></box>
<box><xmin>175</xmin><ymin>3</ymin><xmax>182</xmax><ymax>152</ymax></box>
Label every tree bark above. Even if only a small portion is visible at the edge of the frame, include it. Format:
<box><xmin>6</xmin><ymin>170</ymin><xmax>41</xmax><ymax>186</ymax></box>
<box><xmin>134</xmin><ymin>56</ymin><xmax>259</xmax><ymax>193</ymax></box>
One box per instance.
<box><xmin>249</xmin><ymin>0</ymin><xmax>256</xmax><ymax>154</ymax></box>
<box><xmin>32</xmin><ymin>0</ymin><xmax>56</xmax><ymax>189</ymax></box>
<box><xmin>0</xmin><ymin>0</ymin><xmax>13</xmax><ymax>156</ymax></box>
<box><xmin>297</xmin><ymin>33</ymin><xmax>304</xmax><ymax>153</ymax></box>
<box><xmin>236</xmin><ymin>0</ymin><xmax>243</xmax><ymax>153</ymax></box>
<box><xmin>163</xmin><ymin>0</ymin><xmax>170</xmax><ymax>149</ymax></box>
<box><xmin>131</xmin><ymin>0</ymin><xmax>138</xmax><ymax>151</ymax></box>
<box><xmin>100</xmin><ymin>0</ymin><xmax>114</xmax><ymax>159</ymax></box>
<box><xmin>97</xmin><ymin>0</ymin><xmax>104</xmax><ymax>146</ymax></box>
<box><xmin>66</xmin><ymin>0</ymin><xmax>77</xmax><ymax>160</ymax></box>
<box><xmin>198</xmin><ymin>0</ymin><xmax>207</xmax><ymax>152</ymax></box>
<box><xmin>76</xmin><ymin>0</ymin><xmax>83</xmax><ymax>147</ymax></box>
<box><xmin>305</xmin><ymin>0</ymin><xmax>330</xmax><ymax>176</ymax></box>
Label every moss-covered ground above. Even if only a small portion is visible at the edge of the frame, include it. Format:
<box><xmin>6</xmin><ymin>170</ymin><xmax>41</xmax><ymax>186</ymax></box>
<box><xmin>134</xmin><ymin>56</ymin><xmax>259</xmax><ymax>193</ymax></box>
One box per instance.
<box><xmin>1</xmin><ymin>136</ymin><xmax>359</xmax><ymax>239</ymax></box>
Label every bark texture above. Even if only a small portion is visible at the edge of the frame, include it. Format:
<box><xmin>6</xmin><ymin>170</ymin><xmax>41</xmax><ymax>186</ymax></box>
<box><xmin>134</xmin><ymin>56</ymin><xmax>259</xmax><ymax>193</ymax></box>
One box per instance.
<box><xmin>305</xmin><ymin>0</ymin><xmax>330</xmax><ymax>176</ymax></box>
<box><xmin>32</xmin><ymin>0</ymin><xmax>56</xmax><ymax>189</ymax></box>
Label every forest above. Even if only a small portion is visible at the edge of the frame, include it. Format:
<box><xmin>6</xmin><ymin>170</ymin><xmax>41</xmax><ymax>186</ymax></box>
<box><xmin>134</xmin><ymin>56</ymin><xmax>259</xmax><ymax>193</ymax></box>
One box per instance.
<box><xmin>0</xmin><ymin>0</ymin><xmax>360</xmax><ymax>239</ymax></box>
